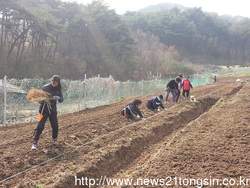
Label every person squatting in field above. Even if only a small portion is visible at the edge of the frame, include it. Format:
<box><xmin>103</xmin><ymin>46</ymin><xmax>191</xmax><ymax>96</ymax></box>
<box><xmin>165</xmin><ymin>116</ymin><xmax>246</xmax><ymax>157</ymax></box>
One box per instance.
<box><xmin>182</xmin><ymin>75</ymin><xmax>193</xmax><ymax>100</ymax></box>
<box><xmin>121</xmin><ymin>99</ymin><xmax>146</xmax><ymax>120</ymax></box>
<box><xmin>165</xmin><ymin>77</ymin><xmax>182</xmax><ymax>105</ymax></box>
<box><xmin>32</xmin><ymin>75</ymin><xmax>64</xmax><ymax>149</ymax></box>
<box><xmin>146</xmin><ymin>95</ymin><xmax>167</xmax><ymax>111</ymax></box>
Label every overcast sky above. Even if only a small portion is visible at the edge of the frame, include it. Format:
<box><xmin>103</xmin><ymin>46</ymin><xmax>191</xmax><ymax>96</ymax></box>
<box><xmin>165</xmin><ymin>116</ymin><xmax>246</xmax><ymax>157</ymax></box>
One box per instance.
<box><xmin>65</xmin><ymin>0</ymin><xmax>250</xmax><ymax>17</ymax></box>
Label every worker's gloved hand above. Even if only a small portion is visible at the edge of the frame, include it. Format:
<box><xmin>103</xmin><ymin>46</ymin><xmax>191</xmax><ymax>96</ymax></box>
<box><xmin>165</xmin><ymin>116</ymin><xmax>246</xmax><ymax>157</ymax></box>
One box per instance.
<box><xmin>53</xmin><ymin>96</ymin><xmax>61</xmax><ymax>100</ymax></box>
<box><xmin>141</xmin><ymin>118</ymin><xmax>146</xmax><ymax>120</ymax></box>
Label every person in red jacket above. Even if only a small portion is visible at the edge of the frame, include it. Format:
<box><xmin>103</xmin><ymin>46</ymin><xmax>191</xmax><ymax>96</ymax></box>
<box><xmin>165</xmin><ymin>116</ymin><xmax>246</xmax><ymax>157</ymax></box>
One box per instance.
<box><xmin>182</xmin><ymin>75</ymin><xmax>193</xmax><ymax>101</ymax></box>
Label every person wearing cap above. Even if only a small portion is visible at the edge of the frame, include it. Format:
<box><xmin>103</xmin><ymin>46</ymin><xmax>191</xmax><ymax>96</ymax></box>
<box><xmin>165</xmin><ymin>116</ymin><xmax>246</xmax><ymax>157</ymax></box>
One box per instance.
<box><xmin>146</xmin><ymin>95</ymin><xmax>167</xmax><ymax>111</ymax></box>
<box><xmin>175</xmin><ymin>73</ymin><xmax>184</xmax><ymax>103</ymax></box>
<box><xmin>165</xmin><ymin>77</ymin><xmax>182</xmax><ymax>105</ymax></box>
<box><xmin>31</xmin><ymin>75</ymin><xmax>64</xmax><ymax>149</ymax></box>
<box><xmin>121</xmin><ymin>99</ymin><xmax>145</xmax><ymax>120</ymax></box>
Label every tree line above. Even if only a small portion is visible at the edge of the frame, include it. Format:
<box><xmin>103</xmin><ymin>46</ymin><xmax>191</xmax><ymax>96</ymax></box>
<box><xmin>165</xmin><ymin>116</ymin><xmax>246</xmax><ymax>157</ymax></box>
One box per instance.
<box><xmin>0</xmin><ymin>0</ymin><xmax>249</xmax><ymax>80</ymax></box>
<box><xmin>124</xmin><ymin>7</ymin><xmax>250</xmax><ymax>65</ymax></box>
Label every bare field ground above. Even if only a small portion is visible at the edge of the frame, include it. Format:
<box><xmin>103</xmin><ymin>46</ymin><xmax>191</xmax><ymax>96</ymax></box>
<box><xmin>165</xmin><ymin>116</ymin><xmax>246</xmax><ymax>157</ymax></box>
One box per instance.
<box><xmin>0</xmin><ymin>76</ymin><xmax>249</xmax><ymax>188</ymax></box>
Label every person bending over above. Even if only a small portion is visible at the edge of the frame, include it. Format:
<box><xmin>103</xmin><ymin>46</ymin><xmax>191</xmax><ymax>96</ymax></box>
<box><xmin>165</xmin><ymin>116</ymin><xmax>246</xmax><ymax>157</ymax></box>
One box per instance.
<box><xmin>146</xmin><ymin>95</ymin><xmax>167</xmax><ymax>111</ymax></box>
<box><xmin>121</xmin><ymin>99</ymin><xmax>145</xmax><ymax>120</ymax></box>
<box><xmin>165</xmin><ymin>77</ymin><xmax>182</xmax><ymax>105</ymax></box>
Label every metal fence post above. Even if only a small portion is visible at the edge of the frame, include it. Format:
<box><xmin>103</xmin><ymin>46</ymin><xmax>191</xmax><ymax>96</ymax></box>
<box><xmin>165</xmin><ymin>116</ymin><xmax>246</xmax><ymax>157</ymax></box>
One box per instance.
<box><xmin>84</xmin><ymin>74</ymin><xmax>87</xmax><ymax>109</ymax></box>
<box><xmin>117</xmin><ymin>82</ymin><xmax>120</xmax><ymax>99</ymax></box>
<box><xmin>98</xmin><ymin>74</ymin><xmax>100</xmax><ymax>106</ymax></box>
<box><xmin>3</xmin><ymin>76</ymin><xmax>7</xmax><ymax>126</ymax></box>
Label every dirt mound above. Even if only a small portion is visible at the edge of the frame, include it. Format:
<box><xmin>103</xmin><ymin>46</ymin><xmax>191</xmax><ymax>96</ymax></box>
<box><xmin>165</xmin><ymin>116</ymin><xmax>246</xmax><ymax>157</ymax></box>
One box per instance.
<box><xmin>0</xmin><ymin>78</ymin><xmax>248</xmax><ymax>187</ymax></box>
<box><xmin>111</xmin><ymin>82</ymin><xmax>249</xmax><ymax>188</ymax></box>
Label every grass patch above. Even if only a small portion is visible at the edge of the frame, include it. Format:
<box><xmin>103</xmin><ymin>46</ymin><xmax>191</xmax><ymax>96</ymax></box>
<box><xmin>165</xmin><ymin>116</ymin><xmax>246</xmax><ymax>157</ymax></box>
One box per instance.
<box><xmin>221</xmin><ymin>73</ymin><xmax>250</xmax><ymax>77</ymax></box>
<box><xmin>226</xmin><ymin>96</ymin><xmax>246</xmax><ymax>105</ymax></box>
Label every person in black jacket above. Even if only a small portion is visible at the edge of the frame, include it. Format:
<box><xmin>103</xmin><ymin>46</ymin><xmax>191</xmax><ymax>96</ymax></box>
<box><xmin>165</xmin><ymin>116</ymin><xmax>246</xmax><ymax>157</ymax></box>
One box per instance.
<box><xmin>146</xmin><ymin>95</ymin><xmax>167</xmax><ymax>111</ymax></box>
<box><xmin>175</xmin><ymin>73</ymin><xmax>184</xmax><ymax>103</ymax></box>
<box><xmin>165</xmin><ymin>77</ymin><xmax>182</xmax><ymax>105</ymax></box>
<box><xmin>121</xmin><ymin>99</ymin><xmax>145</xmax><ymax>120</ymax></box>
<box><xmin>32</xmin><ymin>75</ymin><xmax>64</xmax><ymax>149</ymax></box>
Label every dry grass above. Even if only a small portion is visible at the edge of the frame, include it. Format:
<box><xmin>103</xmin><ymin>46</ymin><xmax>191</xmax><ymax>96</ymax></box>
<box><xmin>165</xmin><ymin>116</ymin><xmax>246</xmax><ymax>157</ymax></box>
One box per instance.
<box><xmin>26</xmin><ymin>88</ymin><xmax>51</xmax><ymax>104</ymax></box>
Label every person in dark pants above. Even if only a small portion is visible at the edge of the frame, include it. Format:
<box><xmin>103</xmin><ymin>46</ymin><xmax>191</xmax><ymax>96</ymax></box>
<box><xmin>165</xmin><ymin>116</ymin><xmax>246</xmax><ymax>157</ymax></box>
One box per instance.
<box><xmin>146</xmin><ymin>95</ymin><xmax>167</xmax><ymax>111</ymax></box>
<box><xmin>175</xmin><ymin>73</ymin><xmax>184</xmax><ymax>103</ymax></box>
<box><xmin>121</xmin><ymin>99</ymin><xmax>145</xmax><ymax>120</ymax></box>
<box><xmin>165</xmin><ymin>77</ymin><xmax>182</xmax><ymax>105</ymax></box>
<box><xmin>214</xmin><ymin>75</ymin><xmax>217</xmax><ymax>83</ymax></box>
<box><xmin>32</xmin><ymin>75</ymin><xmax>64</xmax><ymax>149</ymax></box>
<box><xmin>182</xmin><ymin>75</ymin><xmax>193</xmax><ymax>100</ymax></box>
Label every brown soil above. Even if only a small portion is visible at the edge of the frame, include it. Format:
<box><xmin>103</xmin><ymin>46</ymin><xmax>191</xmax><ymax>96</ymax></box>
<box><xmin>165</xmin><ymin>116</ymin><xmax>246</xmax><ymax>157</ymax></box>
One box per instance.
<box><xmin>0</xmin><ymin>76</ymin><xmax>249</xmax><ymax>188</ymax></box>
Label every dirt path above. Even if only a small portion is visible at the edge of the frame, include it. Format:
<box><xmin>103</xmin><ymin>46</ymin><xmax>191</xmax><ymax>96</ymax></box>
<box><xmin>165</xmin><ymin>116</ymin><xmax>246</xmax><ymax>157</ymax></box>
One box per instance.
<box><xmin>110</xmin><ymin>82</ymin><xmax>249</xmax><ymax>188</ymax></box>
<box><xmin>0</xmin><ymin>76</ymin><xmax>249</xmax><ymax>187</ymax></box>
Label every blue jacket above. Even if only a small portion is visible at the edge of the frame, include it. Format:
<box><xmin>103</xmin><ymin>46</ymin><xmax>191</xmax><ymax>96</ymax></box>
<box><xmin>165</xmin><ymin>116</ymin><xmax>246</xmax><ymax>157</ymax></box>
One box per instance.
<box><xmin>148</xmin><ymin>97</ymin><xmax>165</xmax><ymax>110</ymax></box>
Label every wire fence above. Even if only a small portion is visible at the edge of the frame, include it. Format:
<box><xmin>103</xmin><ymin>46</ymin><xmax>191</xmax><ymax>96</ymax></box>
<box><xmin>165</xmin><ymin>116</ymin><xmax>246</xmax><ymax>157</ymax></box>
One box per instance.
<box><xmin>208</xmin><ymin>66</ymin><xmax>250</xmax><ymax>77</ymax></box>
<box><xmin>0</xmin><ymin>70</ymin><xmax>226</xmax><ymax>125</ymax></box>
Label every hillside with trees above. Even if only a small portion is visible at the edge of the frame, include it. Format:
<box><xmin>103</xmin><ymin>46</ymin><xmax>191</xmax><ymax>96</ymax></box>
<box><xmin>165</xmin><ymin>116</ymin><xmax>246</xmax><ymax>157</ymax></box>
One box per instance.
<box><xmin>124</xmin><ymin>5</ymin><xmax>250</xmax><ymax>66</ymax></box>
<box><xmin>0</xmin><ymin>0</ymin><xmax>249</xmax><ymax>80</ymax></box>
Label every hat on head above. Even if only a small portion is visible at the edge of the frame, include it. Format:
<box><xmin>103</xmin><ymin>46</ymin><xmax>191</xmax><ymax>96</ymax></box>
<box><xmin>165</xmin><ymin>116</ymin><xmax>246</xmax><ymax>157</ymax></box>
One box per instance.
<box><xmin>158</xmin><ymin>95</ymin><xmax>163</xmax><ymax>102</ymax></box>
<box><xmin>51</xmin><ymin>75</ymin><xmax>60</xmax><ymax>83</ymax></box>
<box><xmin>175</xmin><ymin>77</ymin><xmax>181</xmax><ymax>83</ymax></box>
<box><xmin>178</xmin><ymin>73</ymin><xmax>184</xmax><ymax>78</ymax></box>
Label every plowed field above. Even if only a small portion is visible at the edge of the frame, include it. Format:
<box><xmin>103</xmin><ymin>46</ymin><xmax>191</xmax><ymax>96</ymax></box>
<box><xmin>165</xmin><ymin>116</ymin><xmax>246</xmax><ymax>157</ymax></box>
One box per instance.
<box><xmin>0</xmin><ymin>76</ymin><xmax>249</xmax><ymax>188</ymax></box>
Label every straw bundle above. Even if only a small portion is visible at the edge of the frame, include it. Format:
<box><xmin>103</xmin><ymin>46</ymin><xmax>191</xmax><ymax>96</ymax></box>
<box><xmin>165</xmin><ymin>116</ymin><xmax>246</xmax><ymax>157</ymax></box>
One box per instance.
<box><xmin>26</xmin><ymin>88</ymin><xmax>51</xmax><ymax>104</ymax></box>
